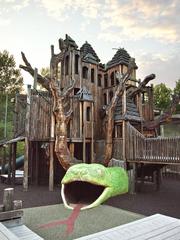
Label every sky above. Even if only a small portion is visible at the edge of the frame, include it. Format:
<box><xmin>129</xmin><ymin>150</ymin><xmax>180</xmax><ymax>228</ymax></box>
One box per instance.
<box><xmin>0</xmin><ymin>0</ymin><xmax>179</xmax><ymax>89</ymax></box>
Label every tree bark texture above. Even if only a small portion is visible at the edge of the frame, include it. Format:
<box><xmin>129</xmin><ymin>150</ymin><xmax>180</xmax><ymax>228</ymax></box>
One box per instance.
<box><xmin>104</xmin><ymin>58</ymin><xmax>135</xmax><ymax>167</ymax></box>
<box><xmin>20</xmin><ymin>41</ymin><xmax>75</xmax><ymax>170</ymax></box>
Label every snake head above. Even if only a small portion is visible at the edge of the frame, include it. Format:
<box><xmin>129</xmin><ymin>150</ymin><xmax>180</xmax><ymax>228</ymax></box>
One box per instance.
<box><xmin>61</xmin><ymin>163</ymin><xmax>128</xmax><ymax>210</ymax></box>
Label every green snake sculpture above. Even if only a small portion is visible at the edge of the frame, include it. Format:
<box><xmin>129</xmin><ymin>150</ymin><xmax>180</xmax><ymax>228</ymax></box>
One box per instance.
<box><xmin>61</xmin><ymin>163</ymin><xmax>128</xmax><ymax>210</ymax></box>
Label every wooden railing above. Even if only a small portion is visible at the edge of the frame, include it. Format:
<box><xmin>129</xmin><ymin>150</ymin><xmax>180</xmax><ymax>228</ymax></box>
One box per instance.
<box><xmin>126</xmin><ymin>122</ymin><xmax>180</xmax><ymax>164</ymax></box>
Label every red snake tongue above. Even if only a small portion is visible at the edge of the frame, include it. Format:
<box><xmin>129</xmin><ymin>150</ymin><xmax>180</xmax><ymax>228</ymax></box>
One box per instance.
<box><xmin>39</xmin><ymin>204</ymin><xmax>83</xmax><ymax>235</ymax></box>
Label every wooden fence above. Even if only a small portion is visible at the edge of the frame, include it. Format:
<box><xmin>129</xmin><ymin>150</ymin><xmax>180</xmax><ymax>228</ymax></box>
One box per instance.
<box><xmin>126</xmin><ymin>122</ymin><xmax>180</xmax><ymax>164</ymax></box>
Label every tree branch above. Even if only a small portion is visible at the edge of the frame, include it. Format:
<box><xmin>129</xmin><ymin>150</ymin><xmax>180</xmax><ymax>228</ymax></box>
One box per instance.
<box><xmin>19</xmin><ymin>52</ymin><xmax>50</xmax><ymax>90</ymax></box>
<box><xmin>65</xmin><ymin>109</ymin><xmax>73</xmax><ymax>124</ymax></box>
<box><xmin>62</xmin><ymin>79</ymin><xmax>75</xmax><ymax>97</ymax></box>
<box><xmin>128</xmin><ymin>73</ymin><xmax>155</xmax><ymax>98</ymax></box>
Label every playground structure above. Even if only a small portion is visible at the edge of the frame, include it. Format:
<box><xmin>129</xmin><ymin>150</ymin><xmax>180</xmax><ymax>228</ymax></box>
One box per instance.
<box><xmin>1</xmin><ymin>34</ymin><xmax>180</xmax><ymax>192</ymax></box>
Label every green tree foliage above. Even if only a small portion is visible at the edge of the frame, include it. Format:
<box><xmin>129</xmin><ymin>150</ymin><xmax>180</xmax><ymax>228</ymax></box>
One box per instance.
<box><xmin>174</xmin><ymin>79</ymin><xmax>180</xmax><ymax>95</ymax></box>
<box><xmin>0</xmin><ymin>94</ymin><xmax>14</xmax><ymax>141</ymax></box>
<box><xmin>174</xmin><ymin>79</ymin><xmax>180</xmax><ymax>113</ymax></box>
<box><xmin>0</xmin><ymin>50</ymin><xmax>23</xmax><ymax>94</ymax></box>
<box><xmin>154</xmin><ymin>83</ymin><xmax>172</xmax><ymax>111</ymax></box>
<box><xmin>40</xmin><ymin>67</ymin><xmax>50</xmax><ymax>77</ymax></box>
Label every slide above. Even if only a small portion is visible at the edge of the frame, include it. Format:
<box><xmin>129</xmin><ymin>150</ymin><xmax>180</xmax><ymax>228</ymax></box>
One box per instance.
<box><xmin>0</xmin><ymin>155</ymin><xmax>24</xmax><ymax>174</ymax></box>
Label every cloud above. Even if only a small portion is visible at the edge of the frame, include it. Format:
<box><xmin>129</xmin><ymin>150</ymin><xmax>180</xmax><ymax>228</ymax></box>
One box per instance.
<box><xmin>12</xmin><ymin>0</ymin><xmax>29</xmax><ymax>11</ymax></box>
<box><xmin>36</xmin><ymin>0</ymin><xmax>180</xmax><ymax>44</ymax></box>
<box><xmin>99</xmin><ymin>0</ymin><xmax>180</xmax><ymax>43</ymax></box>
<box><xmin>0</xmin><ymin>0</ymin><xmax>30</xmax><ymax>26</ymax></box>
<box><xmin>36</xmin><ymin>0</ymin><xmax>102</xmax><ymax>21</ymax></box>
<box><xmin>136</xmin><ymin>52</ymin><xmax>180</xmax><ymax>88</ymax></box>
<box><xmin>0</xmin><ymin>17</ymin><xmax>11</xmax><ymax>26</ymax></box>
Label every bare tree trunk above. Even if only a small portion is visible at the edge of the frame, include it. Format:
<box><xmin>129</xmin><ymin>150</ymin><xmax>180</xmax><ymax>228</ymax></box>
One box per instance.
<box><xmin>20</xmin><ymin>41</ymin><xmax>75</xmax><ymax>171</ymax></box>
<box><xmin>104</xmin><ymin>58</ymin><xmax>135</xmax><ymax>167</ymax></box>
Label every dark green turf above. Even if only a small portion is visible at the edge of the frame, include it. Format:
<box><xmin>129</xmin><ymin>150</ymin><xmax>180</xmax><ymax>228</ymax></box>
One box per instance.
<box><xmin>23</xmin><ymin>204</ymin><xmax>143</xmax><ymax>240</ymax></box>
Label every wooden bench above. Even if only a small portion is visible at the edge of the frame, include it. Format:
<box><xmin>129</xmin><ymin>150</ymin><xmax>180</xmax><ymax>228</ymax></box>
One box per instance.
<box><xmin>0</xmin><ymin>222</ymin><xmax>43</xmax><ymax>240</ymax></box>
<box><xmin>76</xmin><ymin>214</ymin><xmax>180</xmax><ymax>240</ymax></box>
<box><xmin>0</xmin><ymin>223</ymin><xmax>19</xmax><ymax>240</ymax></box>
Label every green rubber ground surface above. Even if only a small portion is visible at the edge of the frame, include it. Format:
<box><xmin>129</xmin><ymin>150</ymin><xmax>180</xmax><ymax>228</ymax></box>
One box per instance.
<box><xmin>23</xmin><ymin>204</ymin><xmax>143</xmax><ymax>240</ymax></box>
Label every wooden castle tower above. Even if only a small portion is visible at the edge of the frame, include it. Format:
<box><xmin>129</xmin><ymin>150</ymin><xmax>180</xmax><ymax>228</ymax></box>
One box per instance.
<box><xmin>12</xmin><ymin>34</ymin><xmax>155</xmax><ymax>190</ymax></box>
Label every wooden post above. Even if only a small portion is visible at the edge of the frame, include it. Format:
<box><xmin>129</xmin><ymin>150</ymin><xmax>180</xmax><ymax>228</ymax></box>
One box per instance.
<box><xmin>49</xmin><ymin>141</ymin><xmax>54</xmax><ymax>191</ymax></box>
<box><xmin>83</xmin><ymin>102</ymin><xmax>86</xmax><ymax>163</ymax></box>
<box><xmin>69</xmin><ymin>143</ymin><xmax>74</xmax><ymax>158</ymax></box>
<box><xmin>13</xmin><ymin>200</ymin><xmax>22</xmax><ymax>210</ymax></box>
<box><xmin>122</xmin><ymin>88</ymin><xmax>127</xmax><ymax>161</ymax></box>
<box><xmin>80</xmin><ymin>102</ymin><xmax>83</xmax><ymax>138</ymax></box>
<box><xmin>91</xmin><ymin>102</ymin><xmax>94</xmax><ymax>163</ymax></box>
<box><xmin>35</xmin><ymin>142</ymin><xmax>39</xmax><ymax>185</ymax></box>
<box><xmin>131</xmin><ymin>163</ymin><xmax>137</xmax><ymax>194</ymax></box>
<box><xmin>12</xmin><ymin>142</ymin><xmax>17</xmax><ymax>185</ymax></box>
<box><xmin>3</xmin><ymin>188</ymin><xmax>14</xmax><ymax>211</ymax></box>
<box><xmin>23</xmin><ymin>84</ymin><xmax>31</xmax><ymax>191</ymax></box>
<box><xmin>8</xmin><ymin>143</ymin><xmax>12</xmax><ymax>184</ymax></box>
<box><xmin>2</xmin><ymin>146</ymin><xmax>6</xmax><ymax>174</ymax></box>
<box><xmin>49</xmin><ymin>108</ymin><xmax>55</xmax><ymax>191</ymax></box>
<box><xmin>33</xmin><ymin>68</ymin><xmax>38</xmax><ymax>89</ymax></box>
<box><xmin>23</xmin><ymin>138</ymin><xmax>29</xmax><ymax>191</ymax></box>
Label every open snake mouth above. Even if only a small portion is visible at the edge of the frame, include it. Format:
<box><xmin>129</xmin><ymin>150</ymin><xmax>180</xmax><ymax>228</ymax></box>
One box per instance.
<box><xmin>61</xmin><ymin>181</ymin><xmax>108</xmax><ymax>210</ymax></box>
<box><xmin>61</xmin><ymin>163</ymin><xmax>128</xmax><ymax>210</ymax></box>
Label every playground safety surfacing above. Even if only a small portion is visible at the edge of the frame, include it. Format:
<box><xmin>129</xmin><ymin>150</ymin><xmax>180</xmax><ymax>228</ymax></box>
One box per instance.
<box><xmin>23</xmin><ymin>204</ymin><xmax>143</xmax><ymax>240</ymax></box>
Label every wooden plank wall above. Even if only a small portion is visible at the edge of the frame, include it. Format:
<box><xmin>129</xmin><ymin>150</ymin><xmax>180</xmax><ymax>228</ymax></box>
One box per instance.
<box><xmin>112</xmin><ymin>138</ymin><xmax>123</xmax><ymax>160</ymax></box>
<box><xmin>29</xmin><ymin>92</ymin><xmax>51</xmax><ymax>141</ymax></box>
<box><xmin>71</xmin><ymin>98</ymin><xmax>80</xmax><ymax>138</ymax></box>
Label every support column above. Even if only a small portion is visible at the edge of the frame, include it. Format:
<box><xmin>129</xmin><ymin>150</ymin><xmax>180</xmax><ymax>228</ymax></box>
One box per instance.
<box><xmin>49</xmin><ymin>141</ymin><xmax>54</xmax><ymax>191</ymax></box>
<box><xmin>23</xmin><ymin>84</ymin><xmax>31</xmax><ymax>191</ymax></box>
<box><xmin>91</xmin><ymin>102</ymin><xmax>94</xmax><ymax>163</ymax></box>
<box><xmin>12</xmin><ymin>142</ymin><xmax>17</xmax><ymax>185</ymax></box>
<box><xmin>130</xmin><ymin>163</ymin><xmax>137</xmax><ymax>194</ymax></box>
<box><xmin>122</xmin><ymin>88</ymin><xmax>127</xmax><ymax>161</ymax></box>
<box><xmin>35</xmin><ymin>141</ymin><xmax>39</xmax><ymax>185</ymax></box>
<box><xmin>69</xmin><ymin>143</ymin><xmax>74</xmax><ymax>159</ymax></box>
<box><xmin>8</xmin><ymin>143</ymin><xmax>12</xmax><ymax>184</ymax></box>
<box><xmin>49</xmin><ymin>105</ymin><xmax>55</xmax><ymax>191</ymax></box>
<box><xmin>83</xmin><ymin>102</ymin><xmax>86</xmax><ymax>163</ymax></box>
<box><xmin>23</xmin><ymin>137</ymin><xmax>29</xmax><ymax>191</ymax></box>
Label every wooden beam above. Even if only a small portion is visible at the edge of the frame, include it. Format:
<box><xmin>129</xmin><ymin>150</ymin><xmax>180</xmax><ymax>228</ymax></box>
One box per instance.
<box><xmin>33</xmin><ymin>67</ymin><xmax>38</xmax><ymax>89</ymax></box>
<box><xmin>8</xmin><ymin>143</ymin><xmax>12</xmax><ymax>184</ymax></box>
<box><xmin>0</xmin><ymin>210</ymin><xmax>23</xmax><ymax>221</ymax></box>
<box><xmin>131</xmin><ymin>163</ymin><xmax>137</xmax><ymax>194</ymax></box>
<box><xmin>12</xmin><ymin>142</ymin><xmax>17</xmax><ymax>185</ymax></box>
<box><xmin>23</xmin><ymin>138</ymin><xmax>29</xmax><ymax>191</ymax></box>
<box><xmin>69</xmin><ymin>143</ymin><xmax>74</xmax><ymax>158</ymax></box>
<box><xmin>91</xmin><ymin>102</ymin><xmax>94</xmax><ymax>163</ymax></box>
<box><xmin>49</xmin><ymin>141</ymin><xmax>54</xmax><ymax>191</ymax></box>
<box><xmin>122</xmin><ymin>88</ymin><xmax>127</xmax><ymax>161</ymax></box>
<box><xmin>2</xmin><ymin>147</ymin><xmax>6</xmax><ymax>174</ymax></box>
<box><xmin>35</xmin><ymin>142</ymin><xmax>39</xmax><ymax>185</ymax></box>
<box><xmin>23</xmin><ymin>84</ymin><xmax>31</xmax><ymax>191</ymax></box>
<box><xmin>49</xmin><ymin>107</ymin><xmax>55</xmax><ymax>191</ymax></box>
<box><xmin>83</xmin><ymin>102</ymin><xmax>86</xmax><ymax>163</ymax></box>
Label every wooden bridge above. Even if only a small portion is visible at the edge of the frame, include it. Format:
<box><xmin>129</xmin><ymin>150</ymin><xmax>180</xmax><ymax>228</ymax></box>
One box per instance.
<box><xmin>125</xmin><ymin>122</ymin><xmax>180</xmax><ymax>165</ymax></box>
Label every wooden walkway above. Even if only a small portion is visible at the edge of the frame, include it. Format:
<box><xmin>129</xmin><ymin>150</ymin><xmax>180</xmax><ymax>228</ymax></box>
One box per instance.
<box><xmin>76</xmin><ymin>214</ymin><xmax>180</xmax><ymax>240</ymax></box>
<box><xmin>126</xmin><ymin>123</ymin><xmax>180</xmax><ymax>165</ymax></box>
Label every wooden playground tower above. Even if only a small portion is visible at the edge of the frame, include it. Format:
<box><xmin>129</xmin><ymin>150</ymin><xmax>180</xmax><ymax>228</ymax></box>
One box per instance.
<box><xmin>4</xmin><ymin>34</ymin><xmax>180</xmax><ymax>191</ymax></box>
